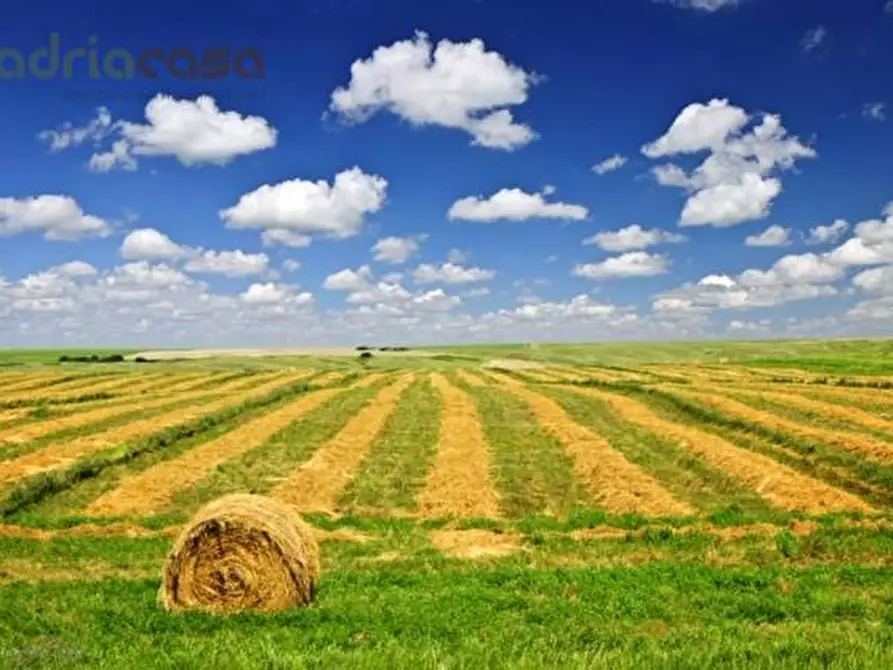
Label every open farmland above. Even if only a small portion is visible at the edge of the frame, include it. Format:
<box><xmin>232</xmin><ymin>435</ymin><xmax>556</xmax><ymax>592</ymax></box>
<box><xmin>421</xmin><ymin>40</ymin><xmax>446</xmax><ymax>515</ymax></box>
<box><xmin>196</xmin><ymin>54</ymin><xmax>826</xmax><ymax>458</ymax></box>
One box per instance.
<box><xmin>2</xmin><ymin>345</ymin><xmax>893</xmax><ymax>667</ymax></box>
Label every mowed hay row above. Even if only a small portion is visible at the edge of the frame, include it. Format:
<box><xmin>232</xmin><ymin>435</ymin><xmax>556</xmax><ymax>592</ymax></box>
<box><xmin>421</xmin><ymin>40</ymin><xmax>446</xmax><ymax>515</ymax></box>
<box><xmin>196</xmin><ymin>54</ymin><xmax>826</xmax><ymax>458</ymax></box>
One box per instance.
<box><xmin>85</xmin><ymin>383</ymin><xmax>365</xmax><ymax>517</ymax></box>
<box><xmin>567</xmin><ymin>387</ymin><xmax>871</xmax><ymax>514</ymax></box>
<box><xmin>0</xmin><ymin>371</ymin><xmax>314</xmax><ymax>446</ymax></box>
<box><xmin>495</xmin><ymin>376</ymin><xmax>692</xmax><ymax>517</ymax></box>
<box><xmin>454</xmin><ymin>370</ymin><xmax>490</xmax><ymax>388</ymax></box>
<box><xmin>0</xmin><ymin>373</ymin><xmax>313</xmax><ymax>487</ymax></box>
<box><xmin>733</xmin><ymin>388</ymin><xmax>893</xmax><ymax>435</ymax></box>
<box><xmin>415</xmin><ymin>374</ymin><xmax>501</xmax><ymax>518</ymax></box>
<box><xmin>270</xmin><ymin>374</ymin><xmax>416</xmax><ymax>513</ymax></box>
<box><xmin>0</xmin><ymin>371</ymin><xmax>170</xmax><ymax>404</ymax></box>
<box><xmin>0</xmin><ymin>373</ymin><xmax>77</xmax><ymax>394</ymax></box>
<box><xmin>0</xmin><ymin>409</ymin><xmax>27</xmax><ymax>425</ymax></box>
<box><xmin>673</xmin><ymin>389</ymin><xmax>893</xmax><ymax>465</ymax></box>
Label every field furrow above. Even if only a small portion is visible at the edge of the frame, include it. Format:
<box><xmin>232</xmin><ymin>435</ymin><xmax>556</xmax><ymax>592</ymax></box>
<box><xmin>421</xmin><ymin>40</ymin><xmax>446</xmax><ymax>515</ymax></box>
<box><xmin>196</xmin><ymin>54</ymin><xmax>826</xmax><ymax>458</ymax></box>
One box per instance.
<box><xmin>568</xmin><ymin>387</ymin><xmax>871</xmax><ymax>514</ymax></box>
<box><xmin>270</xmin><ymin>374</ymin><xmax>415</xmax><ymax>513</ymax></box>
<box><xmin>0</xmin><ymin>373</ymin><xmax>74</xmax><ymax>394</ymax></box>
<box><xmin>415</xmin><ymin>374</ymin><xmax>501</xmax><ymax>517</ymax></box>
<box><xmin>497</xmin><ymin>377</ymin><xmax>692</xmax><ymax>517</ymax></box>
<box><xmin>85</xmin><ymin>385</ymin><xmax>356</xmax><ymax>517</ymax></box>
<box><xmin>675</xmin><ymin>389</ymin><xmax>893</xmax><ymax>464</ymax></box>
<box><xmin>0</xmin><ymin>373</ymin><xmax>311</xmax><ymax>487</ymax></box>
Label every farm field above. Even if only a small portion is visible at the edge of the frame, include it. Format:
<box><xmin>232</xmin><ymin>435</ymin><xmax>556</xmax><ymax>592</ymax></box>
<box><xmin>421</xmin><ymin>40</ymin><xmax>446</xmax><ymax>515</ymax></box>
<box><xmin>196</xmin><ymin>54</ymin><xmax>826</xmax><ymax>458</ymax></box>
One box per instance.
<box><xmin>2</xmin><ymin>343</ymin><xmax>893</xmax><ymax>667</ymax></box>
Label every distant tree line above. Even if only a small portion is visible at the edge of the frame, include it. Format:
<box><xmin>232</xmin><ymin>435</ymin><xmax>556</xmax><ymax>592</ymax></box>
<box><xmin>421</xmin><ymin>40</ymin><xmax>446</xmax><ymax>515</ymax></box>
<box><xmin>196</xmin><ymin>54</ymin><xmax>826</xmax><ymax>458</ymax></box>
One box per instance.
<box><xmin>355</xmin><ymin>346</ymin><xmax>411</xmax><ymax>352</ymax></box>
<box><xmin>58</xmin><ymin>354</ymin><xmax>126</xmax><ymax>363</ymax></box>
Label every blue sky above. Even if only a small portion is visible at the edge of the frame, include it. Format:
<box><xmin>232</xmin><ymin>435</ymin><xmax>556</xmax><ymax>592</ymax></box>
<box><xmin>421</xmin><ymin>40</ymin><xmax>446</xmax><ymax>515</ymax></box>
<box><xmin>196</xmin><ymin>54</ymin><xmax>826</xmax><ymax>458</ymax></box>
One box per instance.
<box><xmin>1</xmin><ymin>0</ymin><xmax>892</xmax><ymax>347</ymax></box>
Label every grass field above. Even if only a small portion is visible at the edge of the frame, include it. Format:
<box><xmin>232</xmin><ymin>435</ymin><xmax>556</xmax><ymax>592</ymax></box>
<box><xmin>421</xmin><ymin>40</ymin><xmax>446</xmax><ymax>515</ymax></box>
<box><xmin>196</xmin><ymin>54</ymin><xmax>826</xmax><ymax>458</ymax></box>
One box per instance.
<box><xmin>2</xmin><ymin>341</ymin><xmax>893</xmax><ymax>667</ymax></box>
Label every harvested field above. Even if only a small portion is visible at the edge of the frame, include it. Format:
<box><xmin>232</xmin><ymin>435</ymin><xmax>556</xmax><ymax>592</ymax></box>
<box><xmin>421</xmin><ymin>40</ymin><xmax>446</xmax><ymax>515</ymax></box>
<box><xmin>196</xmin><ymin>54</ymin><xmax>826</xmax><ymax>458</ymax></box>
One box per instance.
<box><xmin>0</xmin><ymin>373</ymin><xmax>311</xmax><ymax>486</ymax></box>
<box><xmin>4</xmin><ymin>348</ymin><xmax>893</xmax><ymax>667</ymax></box>
<box><xmin>673</xmin><ymin>388</ymin><xmax>893</xmax><ymax>464</ymax></box>
<box><xmin>271</xmin><ymin>375</ymin><xmax>415</xmax><ymax>513</ymax></box>
<box><xmin>416</xmin><ymin>373</ymin><xmax>501</xmax><ymax>518</ymax></box>
<box><xmin>568</xmin><ymin>387</ymin><xmax>871</xmax><ymax>514</ymax></box>
<box><xmin>496</xmin><ymin>376</ymin><xmax>692</xmax><ymax>516</ymax></box>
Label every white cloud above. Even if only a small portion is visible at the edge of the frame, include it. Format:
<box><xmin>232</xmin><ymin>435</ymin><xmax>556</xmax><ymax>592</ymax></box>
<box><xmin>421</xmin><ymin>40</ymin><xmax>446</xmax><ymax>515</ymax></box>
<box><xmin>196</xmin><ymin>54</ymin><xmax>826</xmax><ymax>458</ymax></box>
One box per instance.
<box><xmin>412</xmin><ymin>262</ymin><xmax>496</xmax><ymax>285</ymax></box>
<box><xmin>447</xmin><ymin>248</ymin><xmax>469</xmax><ymax>264</ymax></box>
<box><xmin>241</xmin><ymin>282</ymin><xmax>312</xmax><ymax>306</ymax></box>
<box><xmin>853</xmin><ymin>266</ymin><xmax>893</xmax><ymax>294</ymax></box>
<box><xmin>584</xmin><ymin>224</ymin><xmax>686</xmax><ymax>252</ymax></box>
<box><xmin>573</xmin><ymin>252</ymin><xmax>670</xmax><ymax>279</ymax></box>
<box><xmin>863</xmin><ymin>102</ymin><xmax>886</xmax><ymax>122</ymax></box>
<box><xmin>448</xmin><ymin>187</ymin><xmax>588</xmax><ymax>222</ymax></box>
<box><xmin>184</xmin><ymin>250</ymin><xmax>269</xmax><ymax>277</ymax></box>
<box><xmin>655</xmin><ymin>252</ymin><xmax>844</xmax><ymax>315</ymax></box>
<box><xmin>57</xmin><ymin>261</ymin><xmax>98</xmax><ymax>277</ymax></box>
<box><xmin>644</xmin><ymin>100</ymin><xmax>815</xmax><ymax>227</ymax></box>
<box><xmin>808</xmin><ymin>219</ymin><xmax>849</xmax><ymax>245</ymax></box>
<box><xmin>592</xmin><ymin>154</ymin><xmax>628</xmax><ymax>175</ymax></box>
<box><xmin>260</xmin><ymin>229</ymin><xmax>313</xmax><ymax>249</ymax></box>
<box><xmin>323</xmin><ymin>266</ymin><xmax>375</xmax><ymax>292</ymax></box>
<box><xmin>0</xmin><ymin>195</ymin><xmax>111</xmax><ymax>241</ymax></box>
<box><xmin>372</xmin><ymin>235</ymin><xmax>426</xmax><ymax>264</ymax></box>
<box><xmin>38</xmin><ymin>107</ymin><xmax>114</xmax><ymax>151</ymax></box>
<box><xmin>120</xmin><ymin>228</ymin><xmax>193</xmax><ymax>261</ymax></box>
<box><xmin>43</xmin><ymin>96</ymin><xmax>277</xmax><ymax>171</ymax></box>
<box><xmin>117</xmin><ymin>95</ymin><xmax>277</xmax><ymax>167</ymax></box>
<box><xmin>329</xmin><ymin>31</ymin><xmax>539</xmax><ymax>150</ymax></box>
<box><xmin>221</xmin><ymin>167</ymin><xmax>387</xmax><ymax>241</ymax></box>
<box><xmin>465</xmin><ymin>287</ymin><xmax>490</xmax><ymax>298</ymax></box>
<box><xmin>745</xmin><ymin>225</ymin><xmax>791</xmax><ymax>247</ymax></box>
<box><xmin>657</xmin><ymin>0</ymin><xmax>745</xmax><ymax>11</ymax></box>
<box><xmin>801</xmin><ymin>26</ymin><xmax>828</xmax><ymax>53</ymax></box>
<box><xmin>282</xmin><ymin>259</ymin><xmax>301</xmax><ymax>273</ymax></box>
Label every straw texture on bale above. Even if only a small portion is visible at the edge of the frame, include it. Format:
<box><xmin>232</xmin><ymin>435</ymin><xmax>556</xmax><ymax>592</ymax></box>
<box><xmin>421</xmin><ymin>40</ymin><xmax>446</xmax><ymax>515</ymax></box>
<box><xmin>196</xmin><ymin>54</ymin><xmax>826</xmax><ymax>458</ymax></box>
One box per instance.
<box><xmin>159</xmin><ymin>494</ymin><xmax>320</xmax><ymax>614</ymax></box>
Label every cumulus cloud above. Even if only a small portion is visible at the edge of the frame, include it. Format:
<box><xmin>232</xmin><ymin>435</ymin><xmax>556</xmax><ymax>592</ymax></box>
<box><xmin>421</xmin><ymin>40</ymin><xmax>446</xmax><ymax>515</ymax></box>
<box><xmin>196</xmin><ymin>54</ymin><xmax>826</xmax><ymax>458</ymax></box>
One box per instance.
<box><xmin>120</xmin><ymin>228</ymin><xmax>193</xmax><ymax>261</ymax></box>
<box><xmin>801</xmin><ymin>26</ymin><xmax>828</xmax><ymax>53</ymax></box>
<box><xmin>38</xmin><ymin>107</ymin><xmax>114</xmax><ymax>151</ymax></box>
<box><xmin>655</xmin><ymin>252</ymin><xmax>843</xmax><ymax>315</ymax></box>
<box><xmin>241</xmin><ymin>282</ymin><xmax>312</xmax><ymax>306</ymax></box>
<box><xmin>745</xmin><ymin>225</ymin><xmax>791</xmax><ymax>248</ymax></box>
<box><xmin>412</xmin><ymin>262</ymin><xmax>496</xmax><ymax>285</ymax></box>
<box><xmin>260</xmin><ymin>229</ymin><xmax>313</xmax><ymax>249</ymax></box>
<box><xmin>117</xmin><ymin>95</ymin><xmax>276</xmax><ymax>167</ymax></box>
<box><xmin>592</xmin><ymin>154</ymin><xmax>628</xmax><ymax>175</ymax></box>
<box><xmin>573</xmin><ymin>252</ymin><xmax>670</xmax><ymax>279</ymax></box>
<box><xmin>808</xmin><ymin>219</ymin><xmax>850</xmax><ymax>246</ymax></box>
<box><xmin>184</xmin><ymin>250</ymin><xmax>269</xmax><ymax>277</ymax></box>
<box><xmin>643</xmin><ymin>99</ymin><xmax>815</xmax><ymax>227</ymax></box>
<box><xmin>863</xmin><ymin>102</ymin><xmax>886</xmax><ymax>122</ymax></box>
<box><xmin>656</xmin><ymin>0</ymin><xmax>745</xmax><ymax>11</ymax></box>
<box><xmin>372</xmin><ymin>235</ymin><xmax>427</xmax><ymax>264</ymax></box>
<box><xmin>221</xmin><ymin>167</ymin><xmax>387</xmax><ymax>241</ymax></box>
<box><xmin>0</xmin><ymin>195</ymin><xmax>111</xmax><ymax>241</ymax></box>
<box><xmin>322</xmin><ymin>264</ymin><xmax>464</xmax><ymax>315</ymax></box>
<box><xmin>329</xmin><ymin>31</ymin><xmax>539</xmax><ymax>150</ymax></box>
<box><xmin>584</xmin><ymin>224</ymin><xmax>686</xmax><ymax>252</ymax></box>
<box><xmin>448</xmin><ymin>187</ymin><xmax>588</xmax><ymax>222</ymax></box>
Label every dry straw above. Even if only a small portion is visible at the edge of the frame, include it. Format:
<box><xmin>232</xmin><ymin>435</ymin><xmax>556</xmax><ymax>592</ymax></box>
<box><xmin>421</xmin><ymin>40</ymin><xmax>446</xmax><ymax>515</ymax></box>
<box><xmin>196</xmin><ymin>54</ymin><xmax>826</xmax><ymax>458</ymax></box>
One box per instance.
<box><xmin>159</xmin><ymin>494</ymin><xmax>320</xmax><ymax>614</ymax></box>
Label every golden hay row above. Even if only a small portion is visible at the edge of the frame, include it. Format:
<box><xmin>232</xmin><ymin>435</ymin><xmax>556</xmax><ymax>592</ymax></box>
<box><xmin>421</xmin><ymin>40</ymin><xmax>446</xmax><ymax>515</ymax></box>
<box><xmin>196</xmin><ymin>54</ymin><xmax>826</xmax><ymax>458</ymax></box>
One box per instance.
<box><xmin>86</xmin><ymin>376</ymin><xmax>379</xmax><ymax>517</ymax></box>
<box><xmin>271</xmin><ymin>374</ymin><xmax>415</xmax><ymax>513</ymax></box>
<box><xmin>496</xmin><ymin>376</ymin><xmax>692</xmax><ymax>517</ymax></box>
<box><xmin>415</xmin><ymin>373</ymin><xmax>501</xmax><ymax>518</ymax></box>
<box><xmin>0</xmin><ymin>372</ymin><xmax>292</xmax><ymax>445</ymax></box>
<box><xmin>0</xmin><ymin>409</ymin><xmax>27</xmax><ymax>424</ymax></box>
<box><xmin>0</xmin><ymin>372</ymin><xmax>73</xmax><ymax>394</ymax></box>
<box><xmin>672</xmin><ymin>388</ymin><xmax>893</xmax><ymax>464</ymax></box>
<box><xmin>0</xmin><ymin>371</ymin><xmax>162</xmax><ymax>405</ymax></box>
<box><xmin>568</xmin><ymin>387</ymin><xmax>870</xmax><ymax>514</ymax></box>
<box><xmin>454</xmin><ymin>370</ymin><xmax>489</xmax><ymax>387</ymax></box>
<box><xmin>731</xmin><ymin>388</ymin><xmax>893</xmax><ymax>434</ymax></box>
<box><xmin>0</xmin><ymin>373</ymin><xmax>314</xmax><ymax>487</ymax></box>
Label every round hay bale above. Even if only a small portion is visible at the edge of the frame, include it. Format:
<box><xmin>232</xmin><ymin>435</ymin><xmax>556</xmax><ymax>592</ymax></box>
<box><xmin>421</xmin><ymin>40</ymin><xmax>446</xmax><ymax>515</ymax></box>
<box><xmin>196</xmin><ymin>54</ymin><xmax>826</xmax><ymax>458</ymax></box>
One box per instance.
<box><xmin>159</xmin><ymin>494</ymin><xmax>320</xmax><ymax>614</ymax></box>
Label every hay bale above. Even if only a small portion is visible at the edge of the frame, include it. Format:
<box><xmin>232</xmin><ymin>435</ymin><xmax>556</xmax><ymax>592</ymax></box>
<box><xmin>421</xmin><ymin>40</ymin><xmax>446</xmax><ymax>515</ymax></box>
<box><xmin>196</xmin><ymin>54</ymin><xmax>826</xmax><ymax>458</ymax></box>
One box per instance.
<box><xmin>159</xmin><ymin>494</ymin><xmax>320</xmax><ymax>614</ymax></box>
